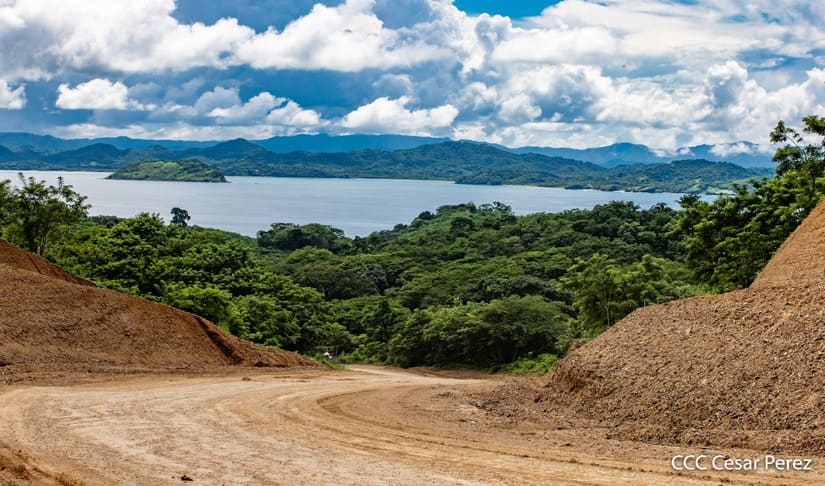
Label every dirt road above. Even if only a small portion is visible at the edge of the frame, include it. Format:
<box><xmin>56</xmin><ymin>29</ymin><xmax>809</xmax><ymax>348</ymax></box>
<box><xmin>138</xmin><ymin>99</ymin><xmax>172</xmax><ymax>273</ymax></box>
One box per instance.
<box><xmin>0</xmin><ymin>366</ymin><xmax>821</xmax><ymax>485</ymax></box>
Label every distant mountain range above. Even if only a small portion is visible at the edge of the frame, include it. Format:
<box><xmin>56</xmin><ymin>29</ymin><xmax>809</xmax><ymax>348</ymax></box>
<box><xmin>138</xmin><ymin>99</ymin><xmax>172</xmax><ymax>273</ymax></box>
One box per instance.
<box><xmin>0</xmin><ymin>132</ymin><xmax>773</xmax><ymax>167</ymax></box>
<box><xmin>0</xmin><ymin>135</ymin><xmax>773</xmax><ymax>194</ymax></box>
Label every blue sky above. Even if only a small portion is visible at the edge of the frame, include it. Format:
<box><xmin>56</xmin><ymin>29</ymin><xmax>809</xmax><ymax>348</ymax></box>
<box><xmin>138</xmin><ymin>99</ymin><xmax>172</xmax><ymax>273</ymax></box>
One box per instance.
<box><xmin>0</xmin><ymin>0</ymin><xmax>823</xmax><ymax>152</ymax></box>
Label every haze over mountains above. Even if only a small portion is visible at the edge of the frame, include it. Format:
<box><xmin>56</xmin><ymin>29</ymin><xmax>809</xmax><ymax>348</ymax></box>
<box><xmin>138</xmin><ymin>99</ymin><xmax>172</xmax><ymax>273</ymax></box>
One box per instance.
<box><xmin>0</xmin><ymin>132</ymin><xmax>773</xmax><ymax>168</ymax></box>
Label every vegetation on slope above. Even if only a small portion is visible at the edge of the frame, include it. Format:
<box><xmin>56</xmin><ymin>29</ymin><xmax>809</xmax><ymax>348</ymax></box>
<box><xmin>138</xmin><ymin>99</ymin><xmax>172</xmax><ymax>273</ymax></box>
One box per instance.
<box><xmin>0</xmin><ymin>116</ymin><xmax>821</xmax><ymax>370</ymax></box>
<box><xmin>222</xmin><ymin>142</ymin><xmax>770</xmax><ymax>194</ymax></box>
<box><xmin>0</xmin><ymin>139</ymin><xmax>769</xmax><ymax>194</ymax></box>
<box><xmin>107</xmin><ymin>159</ymin><xmax>227</xmax><ymax>182</ymax></box>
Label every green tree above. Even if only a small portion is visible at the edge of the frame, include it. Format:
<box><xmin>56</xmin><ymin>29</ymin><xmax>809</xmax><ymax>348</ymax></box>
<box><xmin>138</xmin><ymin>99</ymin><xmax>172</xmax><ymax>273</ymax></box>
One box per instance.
<box><xmin>563</xmin><ymin>253</ymin><xmax>699</xmax><ymax>332</ymax></box>
<box><xmin>258</xmin><ymin>222</ymin><xmax>351</xmax><ymax>253</ymax></box>
<box><xmin>0</xmin><ymin>179</ymin><xmax>12</xmax><ymax>227</ymax></box>
<box><xmin>231</xmin><ymin>295</ymin><xmax>301</xmax><ymax>348</ymax></box>
<box><xmin>171</xmin><ymin>207</ymin><xmax>191</xmax><ymax>227</ymax></box>
<box><xmin>770</xmin><ymin>115</ymin><xmax>825</xmax><ymax>212</ymax></box>
<box><xmin>6</xmin><ymin>174</ymin><xmax>89</xmax><ymax>255</ymax></box>
<box><xmin>671</xmin><ymin>116</ymin><xmax>825</xmax><ymax>290</ymax></box>
<box><xmin>163</xmin><ymin>284</ymin><xmax>232</xmax><ymax>323</ymax></box>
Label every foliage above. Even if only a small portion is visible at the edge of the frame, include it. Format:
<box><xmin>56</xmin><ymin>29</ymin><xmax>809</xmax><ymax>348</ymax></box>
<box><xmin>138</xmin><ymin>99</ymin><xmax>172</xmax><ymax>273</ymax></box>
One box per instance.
<box><xmin>171</xmin><ymin>207</ymin><xmax>190</xmax><ymax>227</ymax></box>
<box><xmin>388</xmin><ymin>296</ymin><xmax>573</xmax><ymax>368</ymax></box>
<box><xmin>672</xmin><ymin>116</ymin><xmax>825</xmax><ymax>290</ymax></box>
<box><xmin>107</xmin><ymin>159</ymin><xmax>227</xmax><ymax>182</ymax></box>
<box><xmin>562</xmin><ymin>253</ymin><xmax>701</xmax><ymax>332</ymax></box>
<box><xmin>0</xmin><ymin>174</ymin><xmax>89</xmax><ymax>255</ymax></box>
<box><xmin>51</xmin><ymin>212</ymin><xmax>343</xmax><ymax>353</ymax></box>
<box><xmin>494</xmin><ymin>353</ymin><xmax>559</xmax><ymax>375</ymax></box>
<box><xmin>258</xmin><ymin>223</ymin><xmax>352</xmax><ymax>254</ymax></box>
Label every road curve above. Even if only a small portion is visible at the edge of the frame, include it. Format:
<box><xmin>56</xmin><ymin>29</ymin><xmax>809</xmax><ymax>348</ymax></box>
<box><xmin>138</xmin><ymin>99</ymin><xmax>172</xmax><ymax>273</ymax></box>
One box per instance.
<box><xmin>0</xmin><ymin>366</ymin><xmax>819</xmax><ymax>485</ymax></box>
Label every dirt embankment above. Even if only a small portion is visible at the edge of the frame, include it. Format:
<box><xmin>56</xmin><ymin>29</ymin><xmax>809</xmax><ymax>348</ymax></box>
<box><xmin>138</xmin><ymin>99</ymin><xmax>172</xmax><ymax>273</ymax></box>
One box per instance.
<box><xmin>520</xmin><ymin>200</ymin><xmax>825</xmax><ymax>453</ymax></box>
<box><xmin>0</xmin><ymin>239</ymin><xmax>315</xmax><ymax>376</ymax></box>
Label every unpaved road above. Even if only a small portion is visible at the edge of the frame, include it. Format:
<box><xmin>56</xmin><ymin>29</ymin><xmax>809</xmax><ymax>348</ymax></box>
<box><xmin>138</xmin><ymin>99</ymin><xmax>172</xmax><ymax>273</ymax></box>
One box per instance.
<box><xmin>0</xmin><ymin>366</ymin><xmax>821</xmax><ymax>485</ymax></box>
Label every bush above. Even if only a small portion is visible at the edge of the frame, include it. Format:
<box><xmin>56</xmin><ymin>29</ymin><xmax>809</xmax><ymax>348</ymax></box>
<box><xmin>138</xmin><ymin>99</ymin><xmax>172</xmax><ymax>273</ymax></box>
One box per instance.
<box><xmin>494</xmin><ymin>353</ymin><xmax>559</xmax><ymax>374</ymax></box>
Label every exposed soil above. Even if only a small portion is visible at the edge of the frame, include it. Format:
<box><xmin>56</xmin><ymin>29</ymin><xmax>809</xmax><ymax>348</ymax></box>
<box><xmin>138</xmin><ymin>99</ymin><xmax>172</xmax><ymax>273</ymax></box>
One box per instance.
<box><xmin>3</xmin><ymin>199</ymin><xmax>825</xmax><ymax>484</ymax></box>
<box><xmin>2</xmin><ymin>366</ymin><xmax>822</xmax><ymax>485</ymax></box>
<box><xmin>0</xmin><ymin>239</ymin><xmax>316</xmax><ymax>377</ymax></box>
<box><xmin>0</xmin><ymin>240</ymin><xmax>92</xmax><ymax>287</ymax></box>
<box><xmin>498</xmin><ymin>200</ymin><xmax>825</xmax><ymax>454</ymax></box>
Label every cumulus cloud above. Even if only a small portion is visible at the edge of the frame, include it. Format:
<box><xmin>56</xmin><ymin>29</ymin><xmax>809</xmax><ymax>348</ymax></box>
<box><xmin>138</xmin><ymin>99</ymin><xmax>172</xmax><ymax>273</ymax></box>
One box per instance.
<box><xmin>490</xmin><ymin>26</ymin><xmax>617</xmax><ymax>65</ymax></box>
<box><xmin>208</xmin><ymin>91</ymin><xmax>324</xmax><ymax>128</ymax></box>
<box><xmin>710</xmin><ymin>142</ymin><xmax>764</xmax><ymax>157</ymax></box>
<box><xmin>2</xmin><ymin>0</ymin><xmax>825</xmax><ymax>148</ymax></box>
<box><xmin>0</xmin><ymin>0</ymin><xmax>450</xmax><ymax>80</ymax></box>
<box><xmin>342</xmin><ymin>96</ymin><xmax>458</xmax><ymax>135</ymax></box>
<box><xmin>0</xmin><ymin>0</ymin><xmax>253</xmax><ymax>80</ymax></box>
<box><xmin>0</xmin><ymin>80</ymin><xmax>25</xmax><ymax>109</ymax></box>
<box><xmin>235</xmin><ymin>0</ymin><xmax>450</xmax><ymax>71</ymax></box>
<box><xmin>56</xmin><ymin>79</ymin><xmax>147</xmax><ymax>110</ymax></box>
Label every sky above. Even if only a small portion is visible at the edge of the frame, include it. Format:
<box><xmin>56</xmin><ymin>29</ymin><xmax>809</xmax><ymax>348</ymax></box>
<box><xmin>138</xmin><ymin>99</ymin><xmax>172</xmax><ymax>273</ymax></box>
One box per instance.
<box><xmin>0</xmin><ymin>0</ymin><xmax>823</xmax><ymax>152</ymax></box>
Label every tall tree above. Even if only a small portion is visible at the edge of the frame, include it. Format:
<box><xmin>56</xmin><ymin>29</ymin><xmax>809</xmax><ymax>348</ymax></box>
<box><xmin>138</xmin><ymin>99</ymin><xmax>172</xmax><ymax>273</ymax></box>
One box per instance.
<box><xmin>672</xmin><ymin>115</ymin><xmax>825</xmax><ymax>290</ymax></box>
<box><xmin>7</xmin><ymin>174</ymin><xmax>89</xmax><ymax>255</ymax></box>
<box><xmin>171</xmin><ymin>207</ymin><xmax>191</xmax><ymax>227</ymax></box>
<box><xmin>770</xmin><ymin>115</ymin><xmax>825</xmax><ymax>212</ymax></box>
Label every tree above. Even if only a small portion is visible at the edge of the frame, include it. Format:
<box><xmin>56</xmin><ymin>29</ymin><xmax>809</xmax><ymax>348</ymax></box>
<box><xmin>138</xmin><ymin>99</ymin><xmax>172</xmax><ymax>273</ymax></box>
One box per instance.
<box><xmin>671</xmin><ymin>116</ymin><xmax>825</xmax><ymax>290</ymax></box>
<box><xmin>231</xmin><ymin>295</ymin><xmax>301</xmax><ymax>348</ymax></box>
<box><xmin>257</xmin><ymin>222</ymin><xmax>351</xmax><ymax>253</ymax></box>
<box><xmin>0</xmin><ymin>179</ymin><xmax>12</xmax><ymax>227</ymax></box>
<box><xmin>163</xmin><ymin>284</ymin><xmax>232</xmax><ymax>323</ymax></box>
<box><xmin>770</xmin><ymin>115</ymin><xmax>825</xmax><ymax>212</ymax></box>
<box><xmin>562</xmin><ymin>253</ymin><xmax>699</xmax><ymax>331</ymax></box>
<box><xmin>171</xmin><ymin>207</ymin><xmax>191</xmax><ymax>227</ymax></box>
<box><xmin>7</xmin><ymin>174</ymin><xmax>89</xmax><ymax>255</ymax></box>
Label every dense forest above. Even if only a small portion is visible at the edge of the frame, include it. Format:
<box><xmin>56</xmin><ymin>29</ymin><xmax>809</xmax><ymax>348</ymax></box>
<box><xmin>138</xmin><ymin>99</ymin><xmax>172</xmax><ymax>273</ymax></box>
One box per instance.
<box><xmin>0</xmin><ymin>117</ymin><xmax>822</xmax><ymax>371</ymax></box>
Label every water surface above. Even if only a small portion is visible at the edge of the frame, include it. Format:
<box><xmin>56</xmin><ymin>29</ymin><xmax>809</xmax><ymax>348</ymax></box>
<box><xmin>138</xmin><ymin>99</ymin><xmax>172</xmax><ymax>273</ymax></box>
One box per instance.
<box><xmin>2</xmin><ymin>171</ymin><xmax>692</xmax><ymax>237</ymax></box>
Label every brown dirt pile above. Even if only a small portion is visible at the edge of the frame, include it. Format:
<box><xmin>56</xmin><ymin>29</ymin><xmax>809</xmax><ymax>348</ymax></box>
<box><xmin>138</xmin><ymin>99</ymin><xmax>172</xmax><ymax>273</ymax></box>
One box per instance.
<box><xmin>537</xmin><ymin>200</ymin><xmax>825</xmax><ymax>453</ymax></box>
<box><xmin>0</xmin><ymin>240</ymin><xmax>315</xmax><ymax>373</ymax></box>
<box><xmin>0</xmin><ymin>240</ymin><xmax>92</xmax><ymax>286</ymax></box>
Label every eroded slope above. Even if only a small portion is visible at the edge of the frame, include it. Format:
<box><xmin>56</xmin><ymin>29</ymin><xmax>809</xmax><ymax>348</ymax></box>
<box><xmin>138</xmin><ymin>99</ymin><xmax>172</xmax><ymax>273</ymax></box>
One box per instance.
<box><xmin>0</xmin><ymin>240</ymin><xmax>314</xmax><ymax>372</ymax></box>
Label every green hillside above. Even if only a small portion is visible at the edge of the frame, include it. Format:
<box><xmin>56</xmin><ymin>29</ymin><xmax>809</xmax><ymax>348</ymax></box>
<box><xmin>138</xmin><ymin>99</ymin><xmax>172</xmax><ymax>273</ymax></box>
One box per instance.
<box><xmin>107</xmin><ymin>159</ymin><xmax>227</xmax><ymax>183</ymax></box>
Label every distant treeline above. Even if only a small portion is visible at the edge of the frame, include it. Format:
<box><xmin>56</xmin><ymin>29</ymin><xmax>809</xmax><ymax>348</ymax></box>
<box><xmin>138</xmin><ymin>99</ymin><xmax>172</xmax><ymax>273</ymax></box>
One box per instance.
<box><xmin>0</xmin><ymin>139</ymin><xmax>771</xmax><ymax>194</ymax></box>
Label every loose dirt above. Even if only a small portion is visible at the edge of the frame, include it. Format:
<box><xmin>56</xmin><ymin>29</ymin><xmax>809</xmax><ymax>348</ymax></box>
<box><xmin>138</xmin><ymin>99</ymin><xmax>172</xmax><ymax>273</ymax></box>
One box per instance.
<box><xmin>0</xmin><ymin>240</ymin><xmax>315</xmax><ymax>375</ymax></box>
<box><xmin>1</xmin><ymin>366</ymin><xmax>822</xmax><ymax>485</ymax></box>
<box><xmin>501</xmin><ymin>200</ymin><xmax>825</xmax><ymax>455</ymax></box>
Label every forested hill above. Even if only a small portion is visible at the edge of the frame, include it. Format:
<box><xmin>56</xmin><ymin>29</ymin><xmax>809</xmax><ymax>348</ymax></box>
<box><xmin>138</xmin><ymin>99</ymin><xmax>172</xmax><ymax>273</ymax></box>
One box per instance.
<box><xmin>107</xmin><ymin>159</ymin><xmax>227</xmax><ymax>182</ymax></box>
<box><xmin>0</xmin><ymin>139</ymin><xmax>771</xmax><ymax>194</ymax></box>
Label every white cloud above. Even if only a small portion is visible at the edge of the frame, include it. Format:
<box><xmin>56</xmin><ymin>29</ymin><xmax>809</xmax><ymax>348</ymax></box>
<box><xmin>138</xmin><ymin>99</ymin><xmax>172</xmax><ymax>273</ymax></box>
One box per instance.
<box><xmin>1</xmin><ymin>0</ymin><xmax>824</xmax><ymax>149</ymax></box>
<box><xmin>208</xmin><ymin>91</ymin><xmax>324</xmax><ymax>128</ymax></box>
<box><xmin>51</xmin><ymin>121</ymin><xmax>317</xmax><ymax>141</ymax></box>
<box><xmin>0</xmin><ymin>0</ymin><xmax>254</xmax><ymax>80</ymax></box>
<box><xmin>208</xmin><ymin>92</ymin><xmax>282</xmax><ymax>123</ymax></box>
<box><xmin>710</xmin><ymin>142</ymin><xmax>765</xmax><ymax>156</ymax></box>
<box><xmin>0</xmin><ymin>80</ymin><xmax>25</xmax><ymax>109</ymax></box>
<box><xmin>341</xmin><ymin>96</ymin><xmax>458</xmax><ymax>135</ymax></box>
<box><xmin>490</xmin><ymin>26</ymin><xmax>617</xmax><ymax>65</ymax></box>
<box><xmin>56</xmin><ymin>79</ymin><xmax>147</xmax><ymax>110</ymax></box>
<box><xmin>234</xmin><ymin>0</ymin><xmax>449</xmax><ymax>72</ymax></box>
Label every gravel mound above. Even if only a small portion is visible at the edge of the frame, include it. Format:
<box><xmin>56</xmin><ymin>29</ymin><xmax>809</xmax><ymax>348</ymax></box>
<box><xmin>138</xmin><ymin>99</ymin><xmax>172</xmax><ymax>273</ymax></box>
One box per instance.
<box><xmin>0</xmin><ymin>240</ymin><xmax>315</xmax><ymax>372</ymax></box>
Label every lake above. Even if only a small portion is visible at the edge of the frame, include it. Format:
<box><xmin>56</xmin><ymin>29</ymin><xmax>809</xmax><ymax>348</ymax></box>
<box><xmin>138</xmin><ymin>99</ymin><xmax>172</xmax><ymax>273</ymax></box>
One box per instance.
<box><xmin>1</xmin><ymin>171</ymin><xmax>694</xmax><ymax>237</ymax></box>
